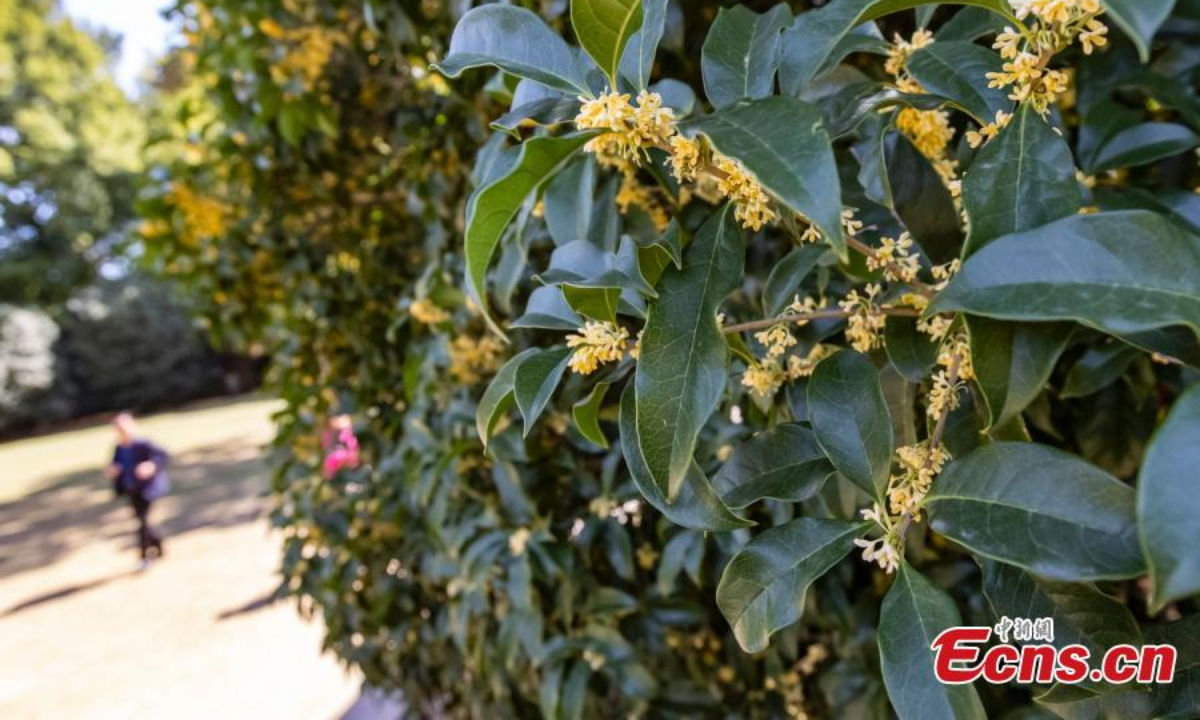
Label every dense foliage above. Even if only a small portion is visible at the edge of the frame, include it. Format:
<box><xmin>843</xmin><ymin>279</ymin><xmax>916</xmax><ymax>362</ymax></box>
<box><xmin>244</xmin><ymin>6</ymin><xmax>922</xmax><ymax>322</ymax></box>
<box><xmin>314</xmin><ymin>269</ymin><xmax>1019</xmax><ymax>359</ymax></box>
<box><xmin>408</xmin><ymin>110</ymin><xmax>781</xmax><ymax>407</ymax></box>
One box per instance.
<box><xmin>146</xmin><ymin>0</ymin><xmax>1200</xmax><ymax>717</ymax></box>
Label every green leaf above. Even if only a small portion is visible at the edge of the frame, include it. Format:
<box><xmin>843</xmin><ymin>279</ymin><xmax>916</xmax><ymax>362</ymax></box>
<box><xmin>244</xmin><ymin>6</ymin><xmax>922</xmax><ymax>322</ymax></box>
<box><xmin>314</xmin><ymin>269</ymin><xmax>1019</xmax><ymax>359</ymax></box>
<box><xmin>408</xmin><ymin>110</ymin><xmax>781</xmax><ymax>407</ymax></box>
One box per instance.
<box><xmin>465</xmin><ymin>134</ymin><xmax>594</xmax><ymax>335</ymax></box>
<box><xmin>572</xmin><ymin>381</ymin><xmax>611</xmax><ymax>448</ymax></box>
<box><xmin>888</xmin><ymin>132</ymin><xmax>962</xmax><ymax>264</ymax></box>
<box><xmin>1146</xmin><ymin>614</ymin><xmax>1200</xmax><ymax>718</ymax></box>
<box><xmin>906</xmin><ymin>41</ymin><xmax>1012</xmax><ymax>124</ymax></box>
<box><xmin>1092</xmin><ymin>122</ymin><xmax>1200</xmax><ymax>172</ymax></box>
<box><xmin>477</xmin><ymin>349</ymin><xmax>539</xmax><ymax>448</ymax></box>
<box><xmin>635</xmin><ymin>206</ymin><xmax>743</xmax><ymax>500</ymax></box>
<box><xmin>1060</xmin><ymin>341</ymin><xmax>1140</xmax><ymax>399</ymax></box>
<box><xmin>778</xmin><ymin>0</ymin><xmax>1016</xmax><ymax>97</ymax></box>
<box><xmin>562</xmin><ymin>284</ymin><xmax>621</xmax><ymax>324</ymax></box>
<box><xmin>618</xmin><ymin>385</ymin><xmax>751</xmax><ymax>531</ymax></box>
<box><xmin>512</xmin><ymin>286</ymin><xmax>585</xmax><ymax>331</ymax></box>
<box><xmin>762</xmin><ymin>245</ymin><xmax>826</xmax><ymax>316</ymax></box>
<box><xmin>491</xmin><ymin>97</ymin><xmax>582</xmax><ymax>137</ymax></box>
<box><xmin>967</xmin><ymin>317</ymin><xmax>1072</xmax><ymax>429</ymax></box>
<box><xmin>1100</xmin><ymin>0</ymin><xmax>1175</xmax><ymax>62</ymax></box>
<box><xmin>932</xmin><ymin>211</ymin><xmax>1200</xmax><ymax>355</ymax></box>
<box><xmin>617</xmin><ymin>0</ymin><xmax>667</xmax><ymax>90</ymax></box>
<box><xmin>514</xmin><ymin>347</ymin><xmax>571</xmax><ymax>436</ymax></box>
<box><xmin>961</xmin><ymin>106</ymin><xmax>1081</xmax><ymax>256</ymax></box>
<box><xmin>1138</xmin><ymin>383</ymin><xmax>1200</xmax><ymax>612</ymax></box>
<box><xmin>879</xmin><ymin>563</ymin><xmax>987</xmax><ymax>720</ymax></box>
<box><xmin>712</xmin><ymin>424</ymin><xmax>837</xmax><ymax>509</ymax></box>
<box><xmin>807</xmin><ymin>351</ymin><xmax>893</xmax><ymax>501</ymax></box>
<box><xmin>543</xmin><ymin>155</ymin><xmax>596</xmax><ymax>247</ymax></box>
<box><xmin>716</xmin><ymin>517</ymin><xmax>868</xmax><ymax>653</ymax></box>
<box><xmin>982</xmin><ymin>560</ymin><xmax>1143</xmax><ymax>693</ymax></box>
<box><xmin>926</xmin><ymin>443</ymin><xmax>1146</xmax><ymax>581</ymax></box>
<box><xmin>683</xmin><ymin>97</ymin><xmax>844</xmax><ymax>258</ymax></box>
<box><xmin>884</xmin><ymin>316</ymin><xmax>938</xmax><ymax>383</ymax></box>
<box><xmin>701</xmin><ymin>4</ymin><xmax>793</xmax><ymax>109</ymax></box>
<box><xmin>560</xmin><ymin>660</ymin><xmax>591</xmax><ymax>720</ymax></box>
<box><xmin>570</xmin><ymin>0</ymin><xmax>643</xmax><ymax>88</ymax></box>
<box><xmin>438</xmin><ymin>6</ymin><xmax>592</xmax><ymax>95</ymax></box>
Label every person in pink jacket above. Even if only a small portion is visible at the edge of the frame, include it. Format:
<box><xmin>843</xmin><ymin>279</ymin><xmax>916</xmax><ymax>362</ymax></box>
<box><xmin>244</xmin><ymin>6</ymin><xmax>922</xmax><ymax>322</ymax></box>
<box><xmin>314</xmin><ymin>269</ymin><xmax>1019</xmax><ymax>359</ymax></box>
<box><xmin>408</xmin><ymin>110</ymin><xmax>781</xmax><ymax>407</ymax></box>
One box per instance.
<box><xmin>321</xmin><ymin>413</ymin><xmax>359</xmax><ymax>479</ymax></box>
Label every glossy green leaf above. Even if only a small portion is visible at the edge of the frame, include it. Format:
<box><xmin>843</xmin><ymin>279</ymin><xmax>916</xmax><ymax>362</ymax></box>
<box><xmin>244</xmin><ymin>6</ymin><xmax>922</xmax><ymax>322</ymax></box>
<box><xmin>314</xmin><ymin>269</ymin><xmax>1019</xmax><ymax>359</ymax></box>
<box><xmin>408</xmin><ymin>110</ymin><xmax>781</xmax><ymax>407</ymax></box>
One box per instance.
<box><xmin>572</xmin><ymin>381</ymin><xmax>611</xmax><ymax>448</ymax></box>
<box><xmin>778</xmin><ymin>0</ymin><xmax>1016</xmax><ymax>97</ymax></box>
<box><xmin>982</xmin><ymin>560</ymin><xmax>1143</xmax><ymax>692</ymax></box>
<box><xmin>712</xmin><ymin>424</ymin><xmax>836</xmax><ymax>509</ymax></box>
<box><xmin>884</xmin><ymin>316</ymin><xmax>938</xmax><ymax>383</ymax></box>
<box><xmin>512</xmin><ymin>286</ymin><xmax>585</xmax><ymax>331</ymax></box>
<box><xmin>477</xmin><ymin>349</ymin><xmax>539</xmax><ymax>448</ymax></box>
<box><xmin>716</xmin><ymin>517</ymin><xmax>868</xmax><ymax>653</ymax></box>
<box><xmin>618</xmin><ymin>384</ymin><xmax>751</xmax><ymax>531</ymax></box>
<box><xmin>932</xmin><ymin>211</ymin><xmax>1200</xmax><ymax>353</ymax></box>
<box><xmin>762</xmin><ymin>245</ymin><xmax>826</xmax><ymax>316</ymax></box>
<box><xmin>617</xmin><ymin>0</ymin><xmax>667</xmax><ymax>90</ymax></box>
<box><xmin>635</xmin><ymin>206</ymin><xmax>743</xmax><ymax>500</ymax></box>
<box><xmin>562</xmin><ymin>284</ymin><xmax>621</xmax><ymax>325</ymax></box>
<box><xmin>927</xmin><ymin>442</ymin><xmax>1145</xmax><ymax>581</ymax></box>
<box><xmin>683</xmin><ymin>96</ymin><xmax>844</xmax><ymax>257</ymax></box>
<box><xmin>437</xmin><ymin>6</ymin><xmax>592</xmax><ymax>95</ymax></box>
<box><xmin>571</xmin><ymin>0</ymin><xmax>643</xmax><ymax>88</ymax></box>
<box><xmin>1093</xmin><ymin>122</ymin><xmax>1200</xmax><ymax>172</ymax></box>
<box><xmin>807</xmin><ymin>351</ymin><xmax>893</xmax><ymax>501</ymax></box>
<box><xmin>514</xmin><ymin>347</ymin><xmax>571</xmax><ymax>435</ymax></box>
<box><xmin>888</xmin><ymin>132</ymin><xmax>962</xmax><ymax>264</ymax></box>
<box><xmin>961</xmin><ymin>106</ymin><xmax>1081</xmax><ymax>256</ymax></box>
<box><xmin>907</xmin><ymin>41</ymin><xmax>1011</xmax><ymax>124</ymax></box>
<box><xmin>1139</xmin><ymin>383</ymin><xmax>1200</xmax><ymax>613</ymax></box>
<box><xmin>543</xmin><ymin>155</ymin><xmax>596</xmax><ymax>247</ymax></box>
<box><xmin>465</xmin><ymin>134</ymin><xmax>593</xmax><ymax>335</ymax></box>
<box><xmin>879</xmin><ymin>563</ymin><xmax>987</xmax><ymax>720</ymax></box>
<box><xmin>491</xmin><ymin>97</ymin><xmax>581</xmax><ymax>137</ymax></box>
<box><xmin>1100</xmin><ymin>0</ymin><xmax>1175</xmax><ymax>62</ymax></box>
<box><xmin>701</xmin><ymin>4</ymin><xmax>793</xmax><ymax>109</ymax></box>
<box><xmin>1060</xmin><ymin>341</ymin><xmax>1140</xmax><ymax>399</ymax></box>
<box><xmin>967</xmin><ymin>317</ymin><xmax>1072</xmax><ymax>429</ymax></box>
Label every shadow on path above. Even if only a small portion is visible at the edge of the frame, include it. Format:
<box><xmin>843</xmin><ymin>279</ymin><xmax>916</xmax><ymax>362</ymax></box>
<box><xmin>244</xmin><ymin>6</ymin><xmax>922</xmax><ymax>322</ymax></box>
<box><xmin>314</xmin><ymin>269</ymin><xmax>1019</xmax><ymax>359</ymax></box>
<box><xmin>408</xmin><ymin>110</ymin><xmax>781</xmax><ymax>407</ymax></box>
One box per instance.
<box><xmin>0</xmin><ymin>436</ymin><xmax>270</xmax><ymax>582</ymax></box>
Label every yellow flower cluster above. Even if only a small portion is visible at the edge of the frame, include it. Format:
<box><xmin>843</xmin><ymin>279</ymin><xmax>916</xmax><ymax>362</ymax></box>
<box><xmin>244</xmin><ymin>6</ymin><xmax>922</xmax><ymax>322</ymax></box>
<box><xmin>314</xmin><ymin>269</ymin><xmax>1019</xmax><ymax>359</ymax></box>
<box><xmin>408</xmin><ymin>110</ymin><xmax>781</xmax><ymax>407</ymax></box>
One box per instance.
<box><xmin>669</xmin><ymin>135</ymin><xmax>703</xmax><ymax>182</ymax></box>
<box><xmin>566</xmin><ymin>320</ymin><xmax>630</xmax><ymax>375</ymax></box>
<box><xmin>448</xmin><ymin>335</ymin><xmax>503</xmax><ymax>385</ymax></box>
<box><xmin>165</xmin><ymin>183</ymin><xmax>229</xmax><ymax>247</ymax></box>
<box><xmin>260</xmin><ymin>19</ymin><xmax>341</xmax><ymax>89</ymax></box>
<box><xmin>887</xmin><ymin>442</ymin><xmax>951</xmax><ymax>518</ymax></box>
<box><xmin>741</xmin><ymin>345</ymin><xmax>832</xmax><ymax>400</ymax></box>
<box><xmin>866</xmin><ymin>232</ymin><xmax>921</xmax><ymax>283</ymax></box>
<box><xmin>717</xmin><ymin>158</ymin><xmax>778</xmax><ymax>231</ymax></box>
<box><xmin>926</xmin><ymin>333</ymin><xmax>972</xmax><ymax>418</ymax></box>
<box><xmin>756</xmin><ymin>324</ymin><xmax>798</xmax><ymax>359</ymax></box>
<box><xmin>988</xmin><ymin>1</ymin><xmax>1108</xmax><ymax>114</ymax></box>
<box><xmin>885</xmin><ymin>32</ymin><xmax>961</xmax><ymax>197</ymax></box>
<box><xmin>410</xmin><ymin>298</ymin><xmax>449</xmax><ymax>325</ymax></box>
<box><xmin>838</xmin><ymin>284</ymin><xmax>886</xmax><ymax>353</ymax></box>
<box><xmin>615</xmin><ymin>171</ymin><xmax>670</xmax><ymax>230</ymax></box>
<box><xmin>575</xmin><ymin>90</ymin><xmax>676</xmax><ymax>166</ymax></box>
<box><xmin>965</xmin><ymin>110</ymin><xmax>1014</xmax><ymax>148</ymax></box>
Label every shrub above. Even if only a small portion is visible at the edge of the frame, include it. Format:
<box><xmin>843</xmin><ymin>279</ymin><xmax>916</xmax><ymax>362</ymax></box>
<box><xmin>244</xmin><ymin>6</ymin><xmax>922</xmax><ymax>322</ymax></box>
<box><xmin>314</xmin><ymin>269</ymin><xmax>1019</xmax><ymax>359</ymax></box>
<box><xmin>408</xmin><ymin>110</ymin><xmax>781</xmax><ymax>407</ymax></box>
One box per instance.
<box><xmin>58</xmin><ymin>278</ymin><xmax>226</xmax><ymax>416</ymax></box>
<box><xmin>0</xmin><ymin>304</ymin><xmax>68</xmax><ymax>430</ymax></box>
<box><xmin>147</xmin><ymin>0</ymin><xmax>1200</xmax><ymax>717</ymax></box>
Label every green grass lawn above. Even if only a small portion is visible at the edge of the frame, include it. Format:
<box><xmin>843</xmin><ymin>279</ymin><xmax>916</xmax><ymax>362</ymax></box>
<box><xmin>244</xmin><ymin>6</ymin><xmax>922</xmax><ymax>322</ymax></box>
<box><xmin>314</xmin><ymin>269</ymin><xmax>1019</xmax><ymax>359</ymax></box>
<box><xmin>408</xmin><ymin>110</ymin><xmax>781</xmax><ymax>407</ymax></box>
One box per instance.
<box><xmin>0</xmin><ymin>395</ymin><xmax>281</xmax><ymax>503</ymax></box>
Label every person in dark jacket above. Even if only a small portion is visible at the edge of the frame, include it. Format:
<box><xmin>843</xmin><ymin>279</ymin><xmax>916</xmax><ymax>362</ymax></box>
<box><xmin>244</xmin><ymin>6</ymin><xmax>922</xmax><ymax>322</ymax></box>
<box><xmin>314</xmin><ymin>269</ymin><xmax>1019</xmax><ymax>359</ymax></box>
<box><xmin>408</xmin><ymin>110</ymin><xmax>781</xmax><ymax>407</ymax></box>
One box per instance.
<box><xmin>105</xmin><ymin>412</ymin><xmax>169</xmax><ymax>569</ymax></box>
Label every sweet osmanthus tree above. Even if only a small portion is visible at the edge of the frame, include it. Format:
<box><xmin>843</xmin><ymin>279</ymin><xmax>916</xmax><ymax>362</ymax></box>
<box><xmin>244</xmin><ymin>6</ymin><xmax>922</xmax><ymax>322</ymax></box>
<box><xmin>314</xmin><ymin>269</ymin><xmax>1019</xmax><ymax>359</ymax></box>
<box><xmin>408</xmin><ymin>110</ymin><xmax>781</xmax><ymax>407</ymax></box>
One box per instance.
<box><xmin>440</xmin><ymin>0</ymin><xmax>1200</xmax><ymax>716</ymax></box>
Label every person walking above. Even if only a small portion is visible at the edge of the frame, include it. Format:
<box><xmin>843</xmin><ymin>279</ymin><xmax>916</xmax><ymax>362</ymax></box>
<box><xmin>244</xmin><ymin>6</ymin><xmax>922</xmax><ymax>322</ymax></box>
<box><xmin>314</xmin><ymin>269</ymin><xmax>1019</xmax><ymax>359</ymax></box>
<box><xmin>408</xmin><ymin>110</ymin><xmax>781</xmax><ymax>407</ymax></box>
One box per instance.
<box><xmin>105</xmin><ymin>412</ymin><xmax>170</xmax><ymax>570</ymax></box>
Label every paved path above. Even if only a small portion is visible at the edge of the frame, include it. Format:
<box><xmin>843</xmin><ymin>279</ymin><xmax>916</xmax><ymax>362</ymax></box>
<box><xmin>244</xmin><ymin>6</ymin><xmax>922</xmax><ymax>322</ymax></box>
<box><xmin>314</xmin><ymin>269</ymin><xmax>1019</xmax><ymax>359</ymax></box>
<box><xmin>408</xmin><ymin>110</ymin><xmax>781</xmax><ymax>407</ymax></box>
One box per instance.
<box><xmin>0</xmin><ymin>398</ymin><xmax>372</xmax><ymax>719</ymax></box>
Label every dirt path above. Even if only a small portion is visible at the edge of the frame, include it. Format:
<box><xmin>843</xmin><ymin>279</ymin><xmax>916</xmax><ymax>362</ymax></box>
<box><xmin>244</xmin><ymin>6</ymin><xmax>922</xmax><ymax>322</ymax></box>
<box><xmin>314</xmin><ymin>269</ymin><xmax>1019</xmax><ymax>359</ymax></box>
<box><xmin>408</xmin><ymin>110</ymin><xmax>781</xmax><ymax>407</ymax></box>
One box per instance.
<box><xmin>0</xmin><ymin>398</ymin><xmax>370</xmax><ymax>719</ymax></box>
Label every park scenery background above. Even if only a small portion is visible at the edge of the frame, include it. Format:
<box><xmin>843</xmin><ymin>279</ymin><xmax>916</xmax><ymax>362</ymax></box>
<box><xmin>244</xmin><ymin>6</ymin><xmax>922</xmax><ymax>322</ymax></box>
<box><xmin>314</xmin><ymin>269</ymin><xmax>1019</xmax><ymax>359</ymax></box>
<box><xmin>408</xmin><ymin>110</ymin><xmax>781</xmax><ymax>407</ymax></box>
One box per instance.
<box><xmin>1</xmin><ymin>0</ymin><xmax>1198</xmax><ymax>718</ymax></box>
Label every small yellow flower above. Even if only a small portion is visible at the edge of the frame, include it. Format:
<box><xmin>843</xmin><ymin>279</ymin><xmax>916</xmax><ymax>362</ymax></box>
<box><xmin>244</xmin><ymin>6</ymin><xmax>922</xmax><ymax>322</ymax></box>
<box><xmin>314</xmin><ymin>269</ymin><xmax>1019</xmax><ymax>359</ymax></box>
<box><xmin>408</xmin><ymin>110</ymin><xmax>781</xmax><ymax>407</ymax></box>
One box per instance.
<box><xmin>566</xmin><ymin>321</ymin><xmax>630</xmax><ymax>375</ymax></box>
<box><xmin>838</xmin><ymin>284</ymin><xmax>886</xmax><ymax>353</ymax></box>
<box><xmin>410</xmin><ymin>298</ymin><xmax>450</xmax><ymax>325</ymax></box>
<box><xmin>668</xmin><ymin>135</ymin><xmax>703</xmax><ymax>182</ymax></box>
<box><xmin>1079</xmin><ymin>19</ymin><xmax>1109</xmax><ymax>55</ymax></box>
<box><xmin>448</xmin><ymin>335</ymin><xmax>504</xmax><ymax>385</ymax></box>
<box><xmin>717</xmin><ymin>157</ymin><xmax>777</xmax><ymax>231</ymax></box>
<box><xmin>965</xmin><ymin>110</ymin><xmax>1013</xmax><ymax>149</ymax></box>
<box><xmin>636</xmin><ymin>543</ymin><xmax>660</xmax><ymax>570</ymax></box>
<box><xmin>576</xmin><ymin>90</ymin><xmax>675</xmax><ymax>166</ymax></box>
<box><xmin>755</xmin><ymin>324</ymin><xmax>797</xmax><ymax>359</ymax></box>
<box><xmin>508</xmin><ymin>528</ymin><xmax>532</xmax><ymax>556</ymax></box>
<box><xmin>742</xmin><ymin>361</ymin><xmax>785</xmax><ymax>400</ymax></box>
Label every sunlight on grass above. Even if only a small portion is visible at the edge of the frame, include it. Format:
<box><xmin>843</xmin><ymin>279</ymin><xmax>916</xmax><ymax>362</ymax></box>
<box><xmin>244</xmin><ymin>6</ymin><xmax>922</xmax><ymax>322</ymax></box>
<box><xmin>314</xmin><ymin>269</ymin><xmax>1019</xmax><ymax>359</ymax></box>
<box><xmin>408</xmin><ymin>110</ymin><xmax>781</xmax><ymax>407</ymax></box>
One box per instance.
<box><xmin>0</xmin><ymin>396</ymin><xmax>281</xmax><ymax>503</ymax></box>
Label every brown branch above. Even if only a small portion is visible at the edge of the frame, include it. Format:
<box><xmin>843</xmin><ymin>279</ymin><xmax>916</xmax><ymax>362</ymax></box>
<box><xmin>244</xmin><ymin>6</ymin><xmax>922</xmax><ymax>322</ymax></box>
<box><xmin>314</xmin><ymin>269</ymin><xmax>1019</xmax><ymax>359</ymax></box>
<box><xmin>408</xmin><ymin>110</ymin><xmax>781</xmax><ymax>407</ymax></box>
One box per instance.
<box><xmin>721</xmin><ymin>306</ymin><xmax>920</xmax><ymax>335</ymax></box>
